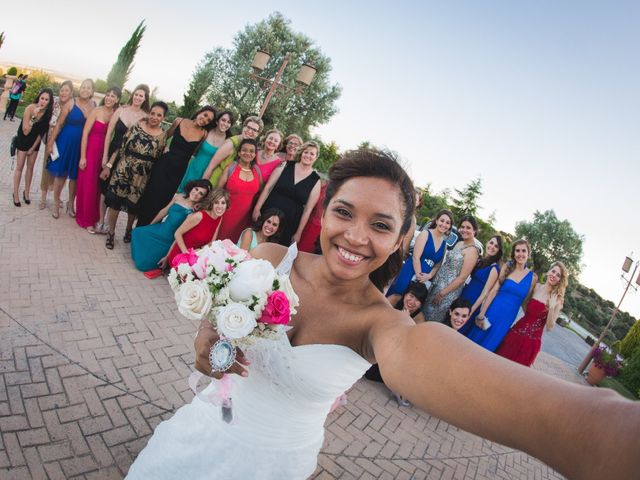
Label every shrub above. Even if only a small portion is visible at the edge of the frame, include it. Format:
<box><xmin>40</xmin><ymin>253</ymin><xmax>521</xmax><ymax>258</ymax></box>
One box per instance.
<box><xmin>619</xmin><ymin>320</ymin><xmax>640</xmax><ymax>359</ymax></box>
<box><xmin>22</xmin><ymin>71</ymin><xmax>53</xmax><ymax>105</ymax></box>
<box><xmin>618</xmin><ymin>346</ymin><xmax>640</xmax><ymax>396</ymax></box>
<box><xmin>94</xmin><ymin>78</ymin><xmax>108</xmax><ymax>94</ymax></box>
<box><xmin>7</xmin><ymin>66</ymin><xmax>17</xmax><ymax>76</ymax></box>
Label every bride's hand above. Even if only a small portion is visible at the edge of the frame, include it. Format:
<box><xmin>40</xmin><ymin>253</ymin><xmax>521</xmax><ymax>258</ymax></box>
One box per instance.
<box><xmin>194</xmin><ymin>324</ymin><xmax>249</xmax><ymax>379</ymax></box>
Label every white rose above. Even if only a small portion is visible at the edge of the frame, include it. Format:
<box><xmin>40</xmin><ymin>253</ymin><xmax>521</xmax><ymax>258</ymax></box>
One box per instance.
<box><xmin>277</xmin><ymin>275</ymin><xmax>300</xmax><ymax>315</ymax></box>
<box><xmin>216</xmin><ymin>303</ymin><xmax>257</xmax><ymax>339</ymax></box>
<box><xmin>176</xmin><ymin>281</ymin><xmax>212</xmax><ymax>321</ymax></box>
<box><xmin>167</xmin><ymin>269</ymin><xmax>180</xmax><ymax>292</ymax></box>
<box><xmin>228</xmin><ymin>259</ymin><xmax>276</xmax><ymax>302</ymax></box>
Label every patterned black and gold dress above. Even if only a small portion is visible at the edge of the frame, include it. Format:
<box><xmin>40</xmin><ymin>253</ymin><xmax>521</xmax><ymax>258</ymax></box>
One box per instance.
<box><xmin>105</xmin><ymin>123</ymin><xmax>166</xmax><ymax>213</ymax></box>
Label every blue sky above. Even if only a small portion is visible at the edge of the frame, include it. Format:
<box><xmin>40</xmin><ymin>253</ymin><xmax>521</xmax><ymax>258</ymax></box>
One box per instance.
<box><xmin>3</xmin><ymin>1</ymin><xmax>639</xmax><ymax>319</ymax></box>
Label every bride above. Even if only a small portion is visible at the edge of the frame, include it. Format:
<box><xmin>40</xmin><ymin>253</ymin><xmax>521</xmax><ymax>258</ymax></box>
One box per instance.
<box><xmin>127</xmin><ymin>150</ymin><xmax>639</xmax><ymax>479</ymax></box>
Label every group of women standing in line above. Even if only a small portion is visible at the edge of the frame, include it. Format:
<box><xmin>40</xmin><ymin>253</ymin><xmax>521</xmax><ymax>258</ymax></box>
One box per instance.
<box><xmin>385</xmin><ymin>209</ymin><xmax>569</xmax><ymax>368</ymax></box>
<box><xmin>10</xmin><ymin>81</ymin><xmax>325</xmax><ymax>277</ymax></box>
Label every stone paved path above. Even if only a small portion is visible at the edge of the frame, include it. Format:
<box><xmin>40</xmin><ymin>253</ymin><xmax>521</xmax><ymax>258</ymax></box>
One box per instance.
<box><xmin>0</xmin><ymin>117</ymin><xmax>582</xmax><ymax>479</ymax></box>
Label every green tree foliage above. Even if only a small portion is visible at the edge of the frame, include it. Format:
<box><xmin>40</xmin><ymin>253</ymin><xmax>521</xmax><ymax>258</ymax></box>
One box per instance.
<box><xmin>22</xmin><ymin>71</ymin><xmax>53</xmax><ymax>105</ymax></box>
<box><xmin>451</xmin><ymin>177</ymin><xmax>482</xmax><ymax>219</ymax></box>
<box><xmin>416</xmin><ymin>184</ymin><xmax>450</xmax><ymax>226</ymax></box>
<box><xmin>106</xmin><ymin>20</ymin><xmax>146</xmax><ymax>89</ymax></box>
<box><xmin>186</xmin><ymin>12</ymin><xmax>340</xmax><ymax>137</ymax></box>
<box><xmin>314</xmin><ymin>139</ymin><xmax>340</xmax><ymax>174</ymax></box>
<box><xmin>180</xmin><ymin>50</ymin><xmax>220</xmax><ymax>117</ymax></box>
<box><xmin>7</xmin><ymin>66</ymin><xmax>17</xmax><ymax>76</ymax></box>
<box><xmin>620</xmin><ymin>321</ymin><xmax>640</xmax><ymax>359</ymax></box>
<box><xmin>515</xmin><ymin>210</ymin><xmax>584</xmax><ymax>275</ymax></box>
<box><xmin>618</xmin><ymin>346</ymin><xmax>640</xmax><ymax>398</ymax></box>
<box><xmin>94</xmin><ymin>78</ymin><xmax>108</xmax><ymax>94</ymax></box>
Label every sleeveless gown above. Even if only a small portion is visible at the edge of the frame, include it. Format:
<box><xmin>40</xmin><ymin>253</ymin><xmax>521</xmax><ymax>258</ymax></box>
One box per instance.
<box><xmin>15</xmin><ymin>115</ymin><xmax>48</xmax><ymax>151</ymax></box>
<box><xmin>125</xmin><ymin>244</ymin><xmax>372</xmax><ymax>479</ymax></box>
<box><xmin>166</xmin><ymin>211</ymin><xmax>222</xmax><ymax>266</ymax></box>
<box><xmin>236</xmin><ymin>229</ymin><xmax>258</xmax><ymax>250</ymax></box>
<box><xmin>386</xmin><ymin>230</ymin><xmax>446</xmax><ymax>297</ymax></box>
<box><xmin>46</xmin><ymin>104</ymin><xmax>86</xmax><ymax>180</ymax></box>
<box><xmin>262</xmin><ymin>162</ymin><xmax>320</xmax><ymax>246</ymax></box>
<box><xmin>209</xmin><ymin>135</ymin><xmax>241</xmax><ymax>187</ymax></box>
<box><xmin>467</xmin><ymin>270</ymin><xmax>534</xmax><ymax>352</ymax></box>
<box><xmin>177</xmin><ymin>140</ymin><xmax>219</xmax><ymax>193</ymax></box>
<box><xmin>298</xmin><ymin>182</ymin><xmax>327</xmax><ymax>254</ymax></box>
<box><xmin>136</xmin><ymin>124</ymin><xmax>201</xmax><ymax>226</ymax></box>
<box><xmin>100</xmin><ymin>118</ymin><xmax>129</xmax><ymax>194</ymax></box>
<box><xmin>76</xmin><ymin>121</ymin><xmax>108</xmax><ymax>228</ymax></box>
<box><xmin>256</xmin><ymin>155</ymin><xmax>282</xmax><ymax>183</ymax></box>
<box><xmin>423</xmin><ymin>243</ymin><xmax>480</xmax><ymax>322</ymax></box>
<box><xmin>496</xmin><ymin>299</ymin><xmax>548</xmax><ymax>366</ymax></box>
<box><xmin>217</xmin><ymin>163</ymin><xmax>261</xmax><ymax>243</ymax></box>
<box><xmin>130</xmin><ymin>203</ymin><xmax>192</xmax><ymax>271</ymax></box>
<box><xmin>458</xmin><ymin>263</ymin><xmax>500</xmax><ymax>335</ymax></box>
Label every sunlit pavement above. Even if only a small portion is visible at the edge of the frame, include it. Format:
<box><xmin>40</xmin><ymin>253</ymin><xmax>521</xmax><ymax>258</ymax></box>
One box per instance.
<box><xmin>0</xmin><ymin>117</ymin><xmax>583</xmax><ymax>479</ymax></box>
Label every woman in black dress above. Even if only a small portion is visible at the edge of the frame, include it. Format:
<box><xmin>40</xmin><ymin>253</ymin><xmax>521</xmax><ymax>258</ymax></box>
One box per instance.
<box><xmin>252</xmin><ymin>141</ymin><xmax>321</xmax><ymax>245</ymax></box>
<box><xmin>135</xmin><ymin>106</ymin><xmax>216</xmax><ymax>227</ymax></box>
<box><xmin>11</xmin><ymin>88</ymin><xmax>54</xmax><ymax>206</ymax></box>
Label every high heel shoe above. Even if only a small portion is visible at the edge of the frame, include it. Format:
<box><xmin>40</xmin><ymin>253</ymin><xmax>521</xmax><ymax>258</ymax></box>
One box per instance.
<box><xmin>105</xmin><ymin>233</ymin><xmax>115</xmax><ymax>250</ymax></box>
<box><xmin>12</xmin><ymin>193</ymin><xmax>21</xmax><ymax>207</ymax></box>
<box><xmin>66</xmin><ymin>202</ymin><xmax>76</xmax><ymax>218</ymax></box>
<box><xmin>123</xmin><ymin>229</ymin><xmax>132</xmax><ymax>243</ymax></box>
<box><xmin>52</xmin><ymin>202</ymin><xmax>60</xmax><ymax>219</ymax></box>
<box><xmin>22</xmin><ymin>191</ymin><xmax>31</xmax><ymax>205</ymax></box>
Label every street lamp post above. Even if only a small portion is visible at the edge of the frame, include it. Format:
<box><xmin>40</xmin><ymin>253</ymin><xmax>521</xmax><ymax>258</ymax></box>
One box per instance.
<box><xmin>577</xmin><ymin>255</ymin><xmax>640</xmax><ymax>374</ymax></box>
<box><xmin>248</xmin><ymin>49</ymin><xmax>317</xmax><ymax>119</ymax></box>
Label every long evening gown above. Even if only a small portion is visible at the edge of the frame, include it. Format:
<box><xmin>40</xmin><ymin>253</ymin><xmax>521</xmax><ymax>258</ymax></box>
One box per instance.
<box><xmin>208</xmin><ymin>135</ymin><xmax>241</xmax><ymax>187</ymax></box>
<box><xmin>496</xmin><ymin>299</ymin><xmax>548</xmax><ymax>366</ymax></box>
<box><xmin>76</xmin><ymin>121</ymin><xmax>108</xmax><ymax>228</ymax></box>
<box><xmin>423</xmin><ymin>242</ymin><xmax>480</xmax><ymax>322</ymax></box>
<box><xmin>166</xmin><ymin>211</ymin><xmax>222</xmax><ymax>266</ymax></box>
<box><xmin>298</xmin><ymin>182</ymin><xmax>327</xmax><ymax>254</ymax></box>
<box><xmin>177</xmin><ymin>140</ymin><xmax>219</xmax><ymax>193</ymax></box>
<box><xmin>262</xmin><ymin>162</ymin><xmax>320</xmax><ymax>246</ymax></box>
<box><xmin>467</xmin><ymin>270</ymin><xmax>533</xmax><ymax>352</ymax></box>
<box><xmin>100</xmin><ymin>118</ymin><xmax>129</xmax><ymax>195</ymax></box>
<box><xmin>459</xmin><ymin>263</ymin><xmax>500</xmax><ymax>336</ymax></box>
<box><xmin>136</xmin><ymin>123</ymin><xmax>201</xmax><ymax>226</ymax></box>
<box><xmin>130</xmin><ymin>203</ymin><xmax>192</xmax><ymax>271</ymax></box>
<box><xmin>125</xmin><ymin>244</ymin><xmax>371</xmax><ymax>479</ymax></box>
<box><xmin>386</xmin><ymin>230</ymin><xmax>446</xmax><ymax>297</ymax></box>
<box><xmin>46</xmin><ymin>104</ymin><xmax>85</xmax><ymax>180</ymax></box>
<box><xmin>217</xmin><ymin>163</ymin><xmax>261</xmax><ymax>243</ymax></box>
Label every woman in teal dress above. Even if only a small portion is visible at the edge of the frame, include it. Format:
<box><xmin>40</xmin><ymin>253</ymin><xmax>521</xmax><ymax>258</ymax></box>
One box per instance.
<box><xmin>386</xmin><ymin>209</ymin><xmax>453</xmax><ymax>303</ymax></box>
<box><xmin>177</xmin><ymin>110</ymin><xmax>234</xmax><ymax>193</ymax></box>
<box><xmin>236</xmin><ymin>208</ymin><xmax>285</xmax><ymax>251</ymax></box>
<box><xmin>467</xmin><ymin>239</ymin><xmax>537</xmax><ymax>351</ymax></box>
<box><xmin>130</xmin><ymin>180</ymin><xmax>212</xmax><ymax>272</ymax></box>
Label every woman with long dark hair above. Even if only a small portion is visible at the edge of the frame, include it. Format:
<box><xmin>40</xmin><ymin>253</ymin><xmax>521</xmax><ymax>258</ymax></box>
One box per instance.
<box><xmin>76</xmin><ymin>86</ymin><xmax>121</xmax><ymax>231</ymax></box>
<box><xmin>237</xmin><ymin>207</ymin><xmax>285</xmax><ymax>251</ymax></box>
<box><xmin>127</xmin><ymin>150</ymin><xmax>639</xmax><ymax>480</ymax></box>
<box><xmin>11</xmin><ymin>88</ymin><xmax>53</xmax><ymax>206</ymax></box>
<box><xmin>136</xmin><ymin>106</ymin><xmax>216</xmax><ymax>226</ymax></box>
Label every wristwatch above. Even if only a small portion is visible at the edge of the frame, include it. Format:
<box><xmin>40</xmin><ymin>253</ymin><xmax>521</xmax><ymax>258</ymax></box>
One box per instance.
<box><xmin>105</xmin><ymin>162</ymin><xmax>113</xmax><ymax>169</ymax></box>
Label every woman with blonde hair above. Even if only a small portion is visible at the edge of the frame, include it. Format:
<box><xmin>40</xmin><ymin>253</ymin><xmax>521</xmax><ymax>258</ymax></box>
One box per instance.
<box><xmin>256</xmin><ymin>128</ymin><xmax>284</xmax><ymax>182</ymax></box>
<box><xmin>496</xmin><ymin>261</ymin><xmax>568</xmax><ymax>366</ymax></box>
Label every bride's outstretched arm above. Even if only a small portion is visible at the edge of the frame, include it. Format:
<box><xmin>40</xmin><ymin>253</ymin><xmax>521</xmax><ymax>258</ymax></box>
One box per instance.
<box><xmin>372</xmin><ymin>320</ymin><xmax>640</xmax><ymax>480</ymax></box>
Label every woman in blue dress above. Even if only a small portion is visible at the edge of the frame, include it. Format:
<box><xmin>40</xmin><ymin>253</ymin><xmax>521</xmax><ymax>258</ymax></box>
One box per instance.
<box><xmin>467</xmin><ymin>239</ymin><xmax>537</xmax><ymax>351</ymax></box>
<box><xmin>458</xmin><ymin>235</ymin><xmax>503</xmax><ymax>335</ymax></box>
<box><xmin>386</xmin><ymin>209</ymin><xmax>452</xmax><ymax>304</ymax></box>
<box><xmin>46</xmin><ymin>79</ymin><xmax>96</xmax><ymax>219</ymax></box>
<box><xmin>177</xmin><ymin>110</ymin><xmax>234</xmax><ymax>193</ymax></box>
<box><xmin>130</xmin><ymin>180</ymin><xmax>212</xmax><ymax>272</ymax></box>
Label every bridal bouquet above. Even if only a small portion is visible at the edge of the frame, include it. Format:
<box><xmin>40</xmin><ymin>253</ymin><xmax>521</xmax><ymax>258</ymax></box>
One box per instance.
<box><xmin>169</xmin><ymin>240</ymin><xmax>299</xmax><ymax>368</ymax></box>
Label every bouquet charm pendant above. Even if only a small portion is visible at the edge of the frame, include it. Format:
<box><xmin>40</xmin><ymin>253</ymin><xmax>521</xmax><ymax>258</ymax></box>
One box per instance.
<box><xmin>209</xmin><ymin>339</ymin><xmax>236</xmax><ymax>424</ymax></box>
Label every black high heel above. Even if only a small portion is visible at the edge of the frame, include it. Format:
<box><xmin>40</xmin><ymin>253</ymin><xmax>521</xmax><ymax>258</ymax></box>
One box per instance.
<box><xmin>12</xmin><ymin>193</ymin><xmax>21</xmax><ymax>207</ymax></box>
<box><xmin>123</xmin><ymin>229</ymin><xmax>132</xmax><ymax>243</ymax></box>
<box><xmin>106</xmin><ymin>233</ymin><xmax>115</xmax><ymax>250</ymax></box>
<box><xmin>22</xmin><ymin>191</ymin><xmax>31</xmax><ymax>205</ymax></box>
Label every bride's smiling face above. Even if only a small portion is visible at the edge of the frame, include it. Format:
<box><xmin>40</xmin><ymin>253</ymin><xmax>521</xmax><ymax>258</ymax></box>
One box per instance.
<box><xmin>320</xmin><ymin>177</ymin><xmax>404</xmax><ymax>281</ymax></box>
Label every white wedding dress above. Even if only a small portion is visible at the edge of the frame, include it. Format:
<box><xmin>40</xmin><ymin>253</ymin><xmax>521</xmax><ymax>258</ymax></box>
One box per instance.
<box><xmin>126</xmin><ymin>245</ymin><xmax>371</xmax><ymax>479</ymax></box>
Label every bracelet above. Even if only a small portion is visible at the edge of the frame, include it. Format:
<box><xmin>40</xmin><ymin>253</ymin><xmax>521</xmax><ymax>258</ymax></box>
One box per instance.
<box><xmin>476</xmin><ymin>315</ymin><xmax>485</xmax><ymax>321</ymax></box>
<box><xmin>105</xmin><ymin>162</ymin><xmax>113</xmax><ymax>169</ymax></box>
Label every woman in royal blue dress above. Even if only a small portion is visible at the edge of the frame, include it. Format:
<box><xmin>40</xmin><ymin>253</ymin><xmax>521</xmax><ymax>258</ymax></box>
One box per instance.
<box><xmin>46</xmin><ymin>79</ymin><xmax>96</xmax><ymax>219</ymax></box>
<box><xmin>386</xmin><ymin>209</ymin><xmax>452</xmax><ymax>304</ymax></box>
<box><xmin>467</xmin><ymin>239</ymin><xmax>537</xmax><ymax>351</ymax></box>
<box><xmin>458</xmin><ymin>235</ymin><xmax>503</xmax><ymax>335</ymax></box>
<box><xmin>130</xmin><ymin>180</ymin><xmax>212</xmax><ymax>272</ymax></box>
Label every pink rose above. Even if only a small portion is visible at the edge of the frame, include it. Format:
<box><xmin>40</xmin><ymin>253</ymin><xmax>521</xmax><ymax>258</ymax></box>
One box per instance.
<box><xmin>221</xmin><ymin>239</ymin><xmax>242</xmax><ymax>256</ymax></box>
<box><xmin>260</xmin><ymin>291</ymin><xmax>290</xmax><ymax>325</ymax></box>
<box><xmin>171</xmin><ymin>248</ymin><xmax>199</xmax><ymax>269</ymax></box>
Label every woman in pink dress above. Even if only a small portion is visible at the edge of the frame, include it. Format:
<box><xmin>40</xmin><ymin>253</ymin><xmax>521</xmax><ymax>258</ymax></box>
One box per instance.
<box><xmin>216</xmin><ymin>139</ymin><xmax>263</xmax><ymax>243</ymax></box>
<box><xmin>255</xmin><ymin>129</ymin><xmax>284</xmax><ymax>182</ymax></box>
<box><xmin>76</xmin><ymin>86</ymin><xmax>121</xmax><ymax>230</ymax></box>
<box><xmin>496</xmin><ymin>261</ymin><xmax>568</xmax><ymax>366</ymax></box>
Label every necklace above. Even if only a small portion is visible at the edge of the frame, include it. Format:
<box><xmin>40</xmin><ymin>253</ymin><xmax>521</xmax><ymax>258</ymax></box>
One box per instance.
<box><xmin>240</xmin><ymin>166</ymin><xmax>252</xmax><ymax>172</ymax></box>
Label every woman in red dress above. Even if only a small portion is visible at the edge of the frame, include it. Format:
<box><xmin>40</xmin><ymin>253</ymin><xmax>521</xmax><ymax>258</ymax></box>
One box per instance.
<box><xmin>496</xmin><ymin>261</ymin><xmax>568</xmax><ymax>366</ymax></box>
<box><xmin>297</xmin><ymin>180</ymin><xmax>327</xmax><ymax>253</ymax></box>
<box><xmin>162</xmin><ymin>189</ymin><xmax>229</xmax><ymax>268</ymax></box>
<box><xmin>216</xmin><ymin>139</ymin><xmax>262</xmax><ymax>243</ymax></box>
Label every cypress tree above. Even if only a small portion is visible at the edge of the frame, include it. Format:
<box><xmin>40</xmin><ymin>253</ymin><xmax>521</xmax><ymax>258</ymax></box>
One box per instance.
<box><xmin>106</xmin><ymin>20</ymin><xmax>146</xmax><ymax>89</ymax></box>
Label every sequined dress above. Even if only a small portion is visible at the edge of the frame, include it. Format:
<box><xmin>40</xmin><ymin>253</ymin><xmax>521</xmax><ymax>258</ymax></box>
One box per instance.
<box><xmin>496</xmin><ymin>299</ymin><xmax>548</xmax><ymax>366</ymax></box>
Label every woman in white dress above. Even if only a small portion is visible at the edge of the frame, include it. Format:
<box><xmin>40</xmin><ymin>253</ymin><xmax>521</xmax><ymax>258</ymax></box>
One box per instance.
<box><xmin>127</xmin><ymin>150</ymin><xmax>639</xmax><ymax>480</ymax></box>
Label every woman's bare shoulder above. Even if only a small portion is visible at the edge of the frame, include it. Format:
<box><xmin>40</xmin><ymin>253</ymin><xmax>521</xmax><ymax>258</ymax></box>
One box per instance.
<box><xmin>250</xmin><ymin>242</ymin><xmax>289</xmax><ymax>266</ymax></box>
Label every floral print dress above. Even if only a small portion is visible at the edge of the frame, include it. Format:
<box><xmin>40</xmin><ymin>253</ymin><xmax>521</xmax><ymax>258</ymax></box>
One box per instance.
<box><xmin>105</xmin><ymin>123</ymin><xmax>166</xmax><ymax>213</ymax></box>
